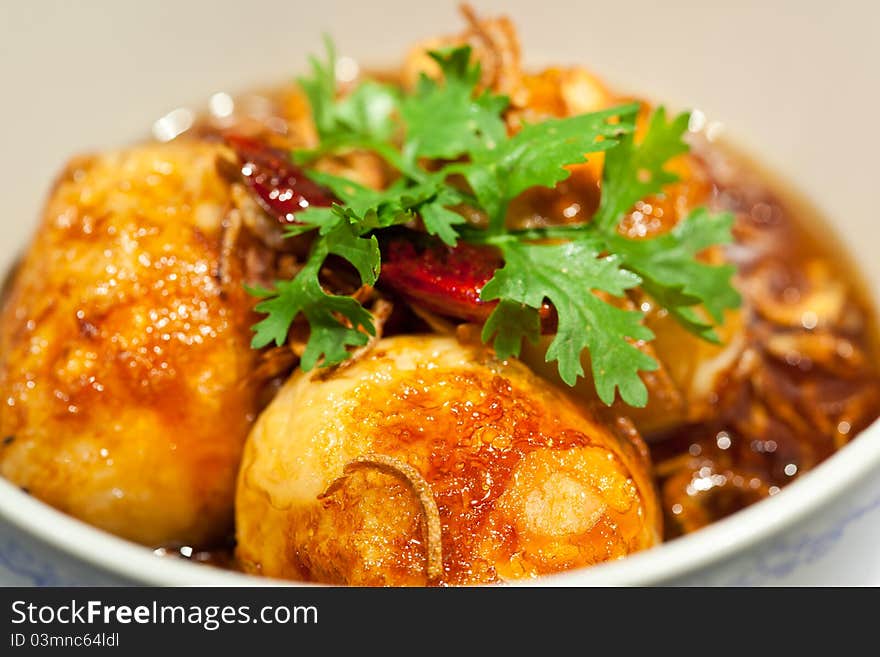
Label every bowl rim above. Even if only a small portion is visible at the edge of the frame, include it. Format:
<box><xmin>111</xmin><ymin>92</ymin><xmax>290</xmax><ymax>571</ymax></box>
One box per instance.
<box><xmin>1</xmin><ymin>418</ymin><xmax>878</xmax><ymax>586</ymax></box>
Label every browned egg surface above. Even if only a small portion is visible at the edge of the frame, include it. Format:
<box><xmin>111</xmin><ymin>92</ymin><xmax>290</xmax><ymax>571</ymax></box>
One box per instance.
<box><xmin>342</xmin><ymin>362</ymin><xmax>653</xmax><ymax>583</ymax></box>
<box><xmin>366</xmin><ymin>370</ymin><xmax>642</xmax><ymax>581</ymax></box>
<box><xmin>234</xmin><ymin>336</ymin><xmax>659</xmax><ymax>585</ymax></box>
<box><xmin>0</xmin><ymin>143</ymin><xmax>269</xmax><ymax>546</ymax></box>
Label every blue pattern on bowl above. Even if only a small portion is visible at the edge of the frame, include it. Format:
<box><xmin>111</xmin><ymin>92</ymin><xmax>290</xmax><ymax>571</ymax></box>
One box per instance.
<box><xmin>0</xmin><ymin>520</ymin><xmax>123</xmax><ymax>586</ymax></box>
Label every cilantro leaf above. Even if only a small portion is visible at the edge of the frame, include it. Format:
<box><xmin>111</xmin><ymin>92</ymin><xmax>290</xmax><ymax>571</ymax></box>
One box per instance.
<box><xmin>481</xmin><ymin>239</ymin><xmax>657</xmax><ymax>406</ymax></box>
<box><xmin>248</xmin><ymin>42</ymin><xmax>740</xmax><ymax>409</ymax></box>
<box><xmin>460</xmin><ymin>104</ymin><xmax>638</xmax><ymax>230</ymax></box>
<box><xmin>249</xmin><ymin>254</ymin><xmax>374</xmax><ymax>368</ymax></box>
<box><xmin>401</xmin><ymin>46</ymin><xmax>509</xmax><ymax>162</ymax></box>
<box><xmin>335</xmin><ymin>81</ymin><xmax>399</xmax><ymax>142</ymax></box>
<box><xmin>593</xmin><ymin>107</ymin><xmax>691</xmax><ymax>232</ymax></box>
<box><xmin>418</xmin><ymin>186</ymin><xmax>468</xmax><ymax>246</ymax></box>
<box><xmin>323</xmin><ymin>222</ymin><xmax>381</xmax><ymax>286</ymax></box>
<box><xmin>298</xmin><ymin>36</ymin><xmax>339</xmax><ymax>139</ymax></box>
<box><xmin>297</xmin><ymin>36</ymin><xmax>400</xmax><ymax>157</ymax></box>
<box><xmin>585</xmin><ymin>106</ymin><xmax>740</xmax><ymax>350</ymax></box>
<box><xmin>609</xmin><ymin>207</ymin><xmax>740</xmax><ymax>327</ymax></box>
<box><xmin>476</xmin><ymin>169</ymin><xmax>738</xmax><ymax>405</ymax></box>
<box><xmin>249</xmin><ymin>223</ymin><xmax>378</xmax><ymax>369</ymax></box>
<box><xmin>306</xmin><ymin>169</ymin><xmax>468</xmax><ymax>245</ymax></box>
<box><xmin>305</xmin><ymin>170</ymin><xmax>393</xmax><ymax>218</ymax></box>
<box><xmin>481</xmin><ymin>300</ymin><xmax>541</xmax><ymax>360</ymax></box>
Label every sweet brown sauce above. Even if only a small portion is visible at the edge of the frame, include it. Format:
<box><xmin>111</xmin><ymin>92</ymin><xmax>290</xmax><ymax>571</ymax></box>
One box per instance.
<box><xmin>648</xmin><ymin>138</ymin><xmax>880</xmax><ymax>537</ymax></box>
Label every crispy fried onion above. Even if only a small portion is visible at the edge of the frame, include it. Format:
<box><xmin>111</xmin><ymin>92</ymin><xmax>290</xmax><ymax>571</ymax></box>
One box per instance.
<box><xmin>410</xmin><ymin>303</ymin><xmax>458</xmax><ymax>336</ymax></box>
<box><xmin>763</xmin><ymin>330</ymin><xmax>864</xmax><ymax>378</ymax></box>
<box><xmin>402</xmin><ymin>5</ymin><xmax>523</xmax><ymax>98</ymax></box>
<box><xmin>748</xmin><ymin>259</ymin><xmax>847</xmax><ymax>329</ymax></box>
<box><xmin>459</xmin><ymin>4</ymin><xmax>523</xmax><ymax>95</ymax></box>
<box><xmin>216</xmin><ymin>178</ymin><xmax>291</xmax><ymax>292</ymax></box>
<box><xmin>321</xmin><ymin>453</ymin><xmax>443</xmax><ymax>582</ymax></box>
<box><xmin>659</xmin><ymin>464</ymin><xmax>773</xmax><ymax>534</ymax></box>
<box><xmin>218</xmin><ymin>201</ymin><xmax>243</xmax><ymax>288</ymax></box>
<box><xmin>655</xmin><ymin>255</ymin><xmax>880</xmax><ymax>533</ymax></box>
<box><xmin>230</xmin><ymin>183</ymin><xmax>287</xmax><ymax>250</ymax></box>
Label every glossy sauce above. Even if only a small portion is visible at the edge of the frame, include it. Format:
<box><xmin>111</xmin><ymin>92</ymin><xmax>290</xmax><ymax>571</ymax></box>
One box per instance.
<box><xmin>649</xmin><ymin>139</ymin><xmax>880</xmax><ymax>537</ymax></box>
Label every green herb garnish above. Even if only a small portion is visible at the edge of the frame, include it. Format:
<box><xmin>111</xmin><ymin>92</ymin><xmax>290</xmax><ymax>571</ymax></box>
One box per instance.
<box><xmin>249</xmin><ymin>41</ymin><xmax>740</xmax><ymax>407</ymax></box>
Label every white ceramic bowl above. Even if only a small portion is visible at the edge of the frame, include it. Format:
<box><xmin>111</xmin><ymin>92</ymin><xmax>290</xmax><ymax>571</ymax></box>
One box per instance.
<box><xmin>1</xmin><ymin>0</ymin><xmax>879</xmax><ymax>585</ymax></box>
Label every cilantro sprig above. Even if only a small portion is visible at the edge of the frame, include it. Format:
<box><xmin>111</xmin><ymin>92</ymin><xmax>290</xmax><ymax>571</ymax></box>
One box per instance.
<box><xmin>248</xmin><ymin>41</ymin><xmax>740</xmax><ymax>407</ymax></box>
<box><xmin>296</xmin><ymin>37</ymin><xmax>400</xmax><ymax>158</ymax></box>
<box><xmin>480</xmin><ymin>239</ymin><xmax>657</xmax><ymax>406</ymax></box>
<box><xmin>473</xmin><ymin>108</ymin><xmax>741</xmax><ymax>404</ymax></box>
<box><xmin>249</xmin><ymin>221</ymin><xmax>378</xmax><ymax>369</ymax></box>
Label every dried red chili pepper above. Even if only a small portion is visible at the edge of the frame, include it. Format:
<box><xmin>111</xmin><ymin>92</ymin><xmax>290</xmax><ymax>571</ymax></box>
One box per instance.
<box><xmin>225</xmin><ymin>134</ymin><xmax>333</xmax><ymax>223</ymax></box>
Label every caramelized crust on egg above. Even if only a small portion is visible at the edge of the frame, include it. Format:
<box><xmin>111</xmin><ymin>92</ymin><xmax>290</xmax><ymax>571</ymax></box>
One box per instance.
<box><xmin>236</xmin><ymin>335</ymin><xmax>660</xmax><ymax>585</ymax></box>
<box><xmin>0</xmin><ymin>141</ymin><xmax>266</xmax><ymax>546</ymax></box>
